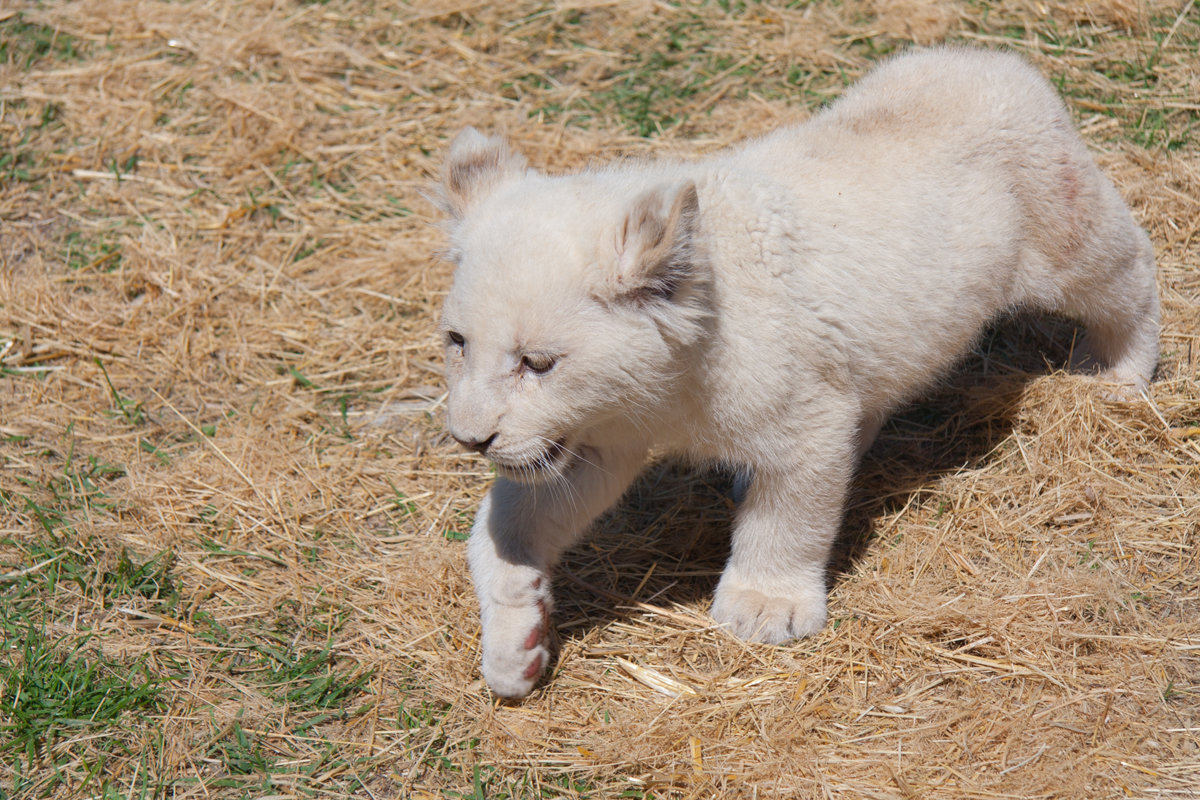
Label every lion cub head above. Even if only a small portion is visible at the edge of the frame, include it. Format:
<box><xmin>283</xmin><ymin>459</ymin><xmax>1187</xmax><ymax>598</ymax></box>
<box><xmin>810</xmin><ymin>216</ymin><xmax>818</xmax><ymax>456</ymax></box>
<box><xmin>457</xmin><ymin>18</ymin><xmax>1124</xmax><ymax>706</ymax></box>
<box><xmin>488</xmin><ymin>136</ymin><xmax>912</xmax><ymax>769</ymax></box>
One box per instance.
<box><xmin>436</xmin><ymin>128</ymin><xmax>711</xmax><ymax>482</ymax></box>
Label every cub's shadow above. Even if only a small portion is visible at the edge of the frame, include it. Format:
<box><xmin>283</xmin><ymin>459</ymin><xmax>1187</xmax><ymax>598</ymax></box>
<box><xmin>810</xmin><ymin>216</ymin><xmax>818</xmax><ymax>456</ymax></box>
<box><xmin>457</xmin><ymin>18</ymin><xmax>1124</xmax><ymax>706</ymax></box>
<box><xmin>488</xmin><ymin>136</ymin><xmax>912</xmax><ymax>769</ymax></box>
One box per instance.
<box><xmin>554</xmin><ymin>313</ymin><xmax>1087</xmax><ymax>640</ymax></box>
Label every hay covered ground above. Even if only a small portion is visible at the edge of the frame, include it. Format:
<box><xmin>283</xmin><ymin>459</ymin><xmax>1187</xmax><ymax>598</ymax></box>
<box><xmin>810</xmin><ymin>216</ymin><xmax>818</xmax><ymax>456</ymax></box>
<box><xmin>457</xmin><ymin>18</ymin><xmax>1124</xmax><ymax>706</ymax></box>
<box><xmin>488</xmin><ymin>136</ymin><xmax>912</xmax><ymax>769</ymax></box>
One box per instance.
<box><xmin>1</xmin><ymin>0</ymin><xmax>1198</xmax><ymax>797</ymax></box>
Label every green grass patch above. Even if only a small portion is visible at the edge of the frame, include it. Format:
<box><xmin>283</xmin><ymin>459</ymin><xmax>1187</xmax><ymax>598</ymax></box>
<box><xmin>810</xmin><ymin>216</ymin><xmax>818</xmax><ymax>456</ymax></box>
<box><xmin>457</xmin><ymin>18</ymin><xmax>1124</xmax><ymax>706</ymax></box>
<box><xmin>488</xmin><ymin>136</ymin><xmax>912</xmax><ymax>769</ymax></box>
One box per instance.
<box><xmin>0</xmin><ymin>100</ymin><xmax>62</xmax><ymax>184</ymax></box>
<box><xmin>0</xmin><ymin>130</ymin><xmax>38</xmax><ymax>184</ymax></box>
<box><xmin>503</xmin><ymin>6</ymin><xmax>877</xmax><ymax>136</ymax></box>
<box><xmin>63</xmin><ymin>232</ymin><xmax>124</xmax><ymax>273</ymax></box>
<box><xmin>3</xmin><ymin>529</ymin><xmax>181</xmax><ymax>618</ymax></box>
<box><xmin>1</xmin><ymin>431</ymin><xmax>179</xmax><ymax>617</ymax></box>
<box><xmin>0</xmin><ymin>14</ymin><xmax>85</xmax><ymax>68</ymax></box>
<box><xmin>529</xmin><ymin>12</ymin><xmax>726</xmax><ymax>136</ymax></box>
<box><xmin>197</xmin><ymin>712</ymin><xmax>377</xmax><ymax>796</ymax></box>
<box><xmin>0</xmin><ymin>608</ymin><xmax>166</xmax><ymax>797</ymax></box>
<box><xmin>94</xmin><ymin>358</ymin><xmax>145</xmax><ymax>425</ymax></box>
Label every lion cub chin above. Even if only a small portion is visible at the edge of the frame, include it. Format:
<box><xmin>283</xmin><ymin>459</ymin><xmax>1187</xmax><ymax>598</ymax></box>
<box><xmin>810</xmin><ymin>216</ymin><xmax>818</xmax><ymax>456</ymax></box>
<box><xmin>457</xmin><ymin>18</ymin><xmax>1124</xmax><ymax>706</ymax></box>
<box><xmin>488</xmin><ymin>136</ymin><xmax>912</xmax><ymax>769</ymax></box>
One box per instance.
<box><xmin>434</xmin><ymin>47</ymin><xmax>1159</xmax><ymax>698</ymax></box>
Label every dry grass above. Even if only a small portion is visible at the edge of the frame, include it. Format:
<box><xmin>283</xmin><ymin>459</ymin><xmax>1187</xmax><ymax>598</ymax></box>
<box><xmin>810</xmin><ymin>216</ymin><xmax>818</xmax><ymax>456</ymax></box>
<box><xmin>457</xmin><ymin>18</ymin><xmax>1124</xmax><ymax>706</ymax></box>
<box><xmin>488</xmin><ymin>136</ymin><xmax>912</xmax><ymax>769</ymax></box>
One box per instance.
<box><xmin>1</xmin><ymin>0</ymin><xmax>1198</xmax><ymax>797</ymax></box>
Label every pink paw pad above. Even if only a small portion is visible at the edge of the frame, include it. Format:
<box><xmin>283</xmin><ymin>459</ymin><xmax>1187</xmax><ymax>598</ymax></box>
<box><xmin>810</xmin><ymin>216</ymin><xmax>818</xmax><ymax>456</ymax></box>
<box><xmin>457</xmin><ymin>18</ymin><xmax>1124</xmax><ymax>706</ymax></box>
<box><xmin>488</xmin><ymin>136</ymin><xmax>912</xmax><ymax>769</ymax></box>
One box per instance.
<box><xmin>523</xmin><ymin>625</ymin><xmax>542</xmax><ymax>650</ymax></box>
<box><xmin>522</xmin><ymin>651</ymin><xmax>545</xmax><ymax>680</ymax></box>
<box><xmin>523</xmin><ymin>598</ymin><xmax>550</xmax><ymax>650</ymax></box>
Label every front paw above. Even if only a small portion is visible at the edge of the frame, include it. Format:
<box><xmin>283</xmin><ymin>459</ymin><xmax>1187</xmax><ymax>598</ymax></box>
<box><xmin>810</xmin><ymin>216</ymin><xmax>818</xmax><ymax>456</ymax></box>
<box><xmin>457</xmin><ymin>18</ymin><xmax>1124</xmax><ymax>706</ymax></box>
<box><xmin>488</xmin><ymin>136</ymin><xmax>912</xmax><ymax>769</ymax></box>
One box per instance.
<box><xmin>711</xmin><ymin>574</ymin><xmax>827</xmax><ymax>645</ymax></box>
<box><xmin>479</xmin><ymin>582</ymin><xmax>553</xmax><ymax>699</ymax></box>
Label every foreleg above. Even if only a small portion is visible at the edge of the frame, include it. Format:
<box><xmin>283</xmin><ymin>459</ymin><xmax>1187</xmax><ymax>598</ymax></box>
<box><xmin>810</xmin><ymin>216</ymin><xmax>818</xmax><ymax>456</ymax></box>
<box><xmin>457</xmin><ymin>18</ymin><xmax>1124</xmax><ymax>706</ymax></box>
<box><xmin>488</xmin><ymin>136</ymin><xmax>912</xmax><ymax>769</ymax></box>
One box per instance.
<box><xmin>467</xmin><ymin>443</ymin><xmax>646</xmax><ymax>698</ymax></box>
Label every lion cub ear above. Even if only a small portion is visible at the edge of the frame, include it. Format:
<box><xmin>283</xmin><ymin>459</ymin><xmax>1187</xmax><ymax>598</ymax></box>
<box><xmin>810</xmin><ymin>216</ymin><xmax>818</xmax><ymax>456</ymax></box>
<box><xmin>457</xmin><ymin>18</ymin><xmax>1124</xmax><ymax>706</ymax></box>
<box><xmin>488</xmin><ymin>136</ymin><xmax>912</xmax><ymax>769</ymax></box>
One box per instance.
<box><xmin>440</xmin><ymin>128</ymin><xmax>528</xmax><ymax>219</ymax></box>
<box><xmin>612</xmin><ymin>179</ymin><xmax>700</xmax><ymax>304</ymax></box>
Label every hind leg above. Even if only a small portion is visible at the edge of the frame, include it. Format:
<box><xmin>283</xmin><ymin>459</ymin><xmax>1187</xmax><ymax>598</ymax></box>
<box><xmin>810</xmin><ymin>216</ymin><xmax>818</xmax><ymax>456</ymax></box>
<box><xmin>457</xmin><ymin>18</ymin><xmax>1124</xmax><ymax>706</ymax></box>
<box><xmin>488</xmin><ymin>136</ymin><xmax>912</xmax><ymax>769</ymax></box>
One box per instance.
<box><xmin>1065</xmin><ymin>234</ymin><xmax>1160</xmax><ymax>398</ymax></box>
<box><xmin>1013</xmin><ymin>151</ymin><xmax>1160</xmax><ymax>398</ymax></box>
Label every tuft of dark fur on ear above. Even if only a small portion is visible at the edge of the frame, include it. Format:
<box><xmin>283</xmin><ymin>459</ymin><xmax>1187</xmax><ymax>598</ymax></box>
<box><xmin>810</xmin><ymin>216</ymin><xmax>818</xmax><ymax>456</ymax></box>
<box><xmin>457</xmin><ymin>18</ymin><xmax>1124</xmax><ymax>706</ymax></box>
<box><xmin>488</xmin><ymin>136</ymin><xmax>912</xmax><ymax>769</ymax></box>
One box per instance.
<box><xmin>613</xmin><ymin>179</ymin><xmax>701</xmax><ymax>305</ymax></box>
<box><xmin>438</xmin><ymin>127</ymin><xmax>528</xmax><ymax>219</ymax></box>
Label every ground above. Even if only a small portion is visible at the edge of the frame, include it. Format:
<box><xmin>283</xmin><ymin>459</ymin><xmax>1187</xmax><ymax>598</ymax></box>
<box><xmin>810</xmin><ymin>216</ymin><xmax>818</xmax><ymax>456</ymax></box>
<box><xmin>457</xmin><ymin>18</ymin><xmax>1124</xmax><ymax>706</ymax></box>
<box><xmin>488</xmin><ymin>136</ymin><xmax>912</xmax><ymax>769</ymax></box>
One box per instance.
<box><xmin>0</xmin><ymin>1</ymin><xmax>1197</xmax><ymax>798</ymax></box>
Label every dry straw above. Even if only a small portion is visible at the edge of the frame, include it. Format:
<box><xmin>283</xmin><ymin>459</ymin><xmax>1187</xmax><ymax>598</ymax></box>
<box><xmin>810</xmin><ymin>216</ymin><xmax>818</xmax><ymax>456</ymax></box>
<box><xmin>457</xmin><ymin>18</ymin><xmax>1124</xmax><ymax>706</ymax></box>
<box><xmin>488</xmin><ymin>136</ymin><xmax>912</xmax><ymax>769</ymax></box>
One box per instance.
<box><xmin>0</xmin><ymin>0</ymin><xmax>1197</xmax><ymax>797</ymax></box>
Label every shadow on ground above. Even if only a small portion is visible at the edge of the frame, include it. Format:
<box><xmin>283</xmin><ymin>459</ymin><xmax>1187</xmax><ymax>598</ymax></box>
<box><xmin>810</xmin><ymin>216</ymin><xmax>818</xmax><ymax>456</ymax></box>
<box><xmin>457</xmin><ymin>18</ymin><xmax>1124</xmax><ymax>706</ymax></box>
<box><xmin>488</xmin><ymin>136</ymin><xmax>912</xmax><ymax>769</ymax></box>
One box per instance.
<box><xmin>553</xmin><ymin>313</ymin><xmax>1087</xmax><ymax>639</ymax></box>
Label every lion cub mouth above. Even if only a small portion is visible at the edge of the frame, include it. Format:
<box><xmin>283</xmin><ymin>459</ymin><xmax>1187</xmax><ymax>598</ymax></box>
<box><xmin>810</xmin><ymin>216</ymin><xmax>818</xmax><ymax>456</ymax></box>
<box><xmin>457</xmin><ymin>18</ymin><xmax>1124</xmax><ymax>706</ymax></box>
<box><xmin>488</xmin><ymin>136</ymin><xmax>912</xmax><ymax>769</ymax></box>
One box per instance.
<box><xmin>493</xmin><ymin>438</ymin><xmax>572</xmax><ymax>482</ymax></box>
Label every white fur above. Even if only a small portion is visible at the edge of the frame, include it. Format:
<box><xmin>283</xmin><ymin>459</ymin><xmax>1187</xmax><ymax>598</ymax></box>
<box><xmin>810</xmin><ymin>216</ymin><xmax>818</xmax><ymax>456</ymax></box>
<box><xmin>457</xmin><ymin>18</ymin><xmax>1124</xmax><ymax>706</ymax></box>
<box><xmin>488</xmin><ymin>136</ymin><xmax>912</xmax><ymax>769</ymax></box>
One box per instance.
<box><xmin>436</xmin><ymin>48</ymin><xmax>1160</xmax><ymax>698</ymax></box>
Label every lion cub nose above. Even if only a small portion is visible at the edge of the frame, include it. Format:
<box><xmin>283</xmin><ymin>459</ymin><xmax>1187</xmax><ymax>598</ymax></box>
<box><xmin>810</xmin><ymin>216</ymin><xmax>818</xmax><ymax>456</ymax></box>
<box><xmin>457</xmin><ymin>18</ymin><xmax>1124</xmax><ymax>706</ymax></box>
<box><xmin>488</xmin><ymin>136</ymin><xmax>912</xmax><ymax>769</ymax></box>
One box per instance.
<box><xmin>453</xmin><ymin>432</ymin><xmax>497</xmax><ymax>455</ymax></box>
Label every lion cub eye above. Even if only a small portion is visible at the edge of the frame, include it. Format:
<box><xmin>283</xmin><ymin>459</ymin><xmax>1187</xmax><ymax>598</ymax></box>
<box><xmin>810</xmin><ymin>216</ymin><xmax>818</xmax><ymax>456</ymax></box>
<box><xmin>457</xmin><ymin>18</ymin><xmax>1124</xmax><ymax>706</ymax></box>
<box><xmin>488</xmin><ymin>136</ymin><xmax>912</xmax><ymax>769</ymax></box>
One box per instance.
<box><xmin>520</xmin><ymin>353</ymin><xmax>558</xmax><ymax>375</ymax></box>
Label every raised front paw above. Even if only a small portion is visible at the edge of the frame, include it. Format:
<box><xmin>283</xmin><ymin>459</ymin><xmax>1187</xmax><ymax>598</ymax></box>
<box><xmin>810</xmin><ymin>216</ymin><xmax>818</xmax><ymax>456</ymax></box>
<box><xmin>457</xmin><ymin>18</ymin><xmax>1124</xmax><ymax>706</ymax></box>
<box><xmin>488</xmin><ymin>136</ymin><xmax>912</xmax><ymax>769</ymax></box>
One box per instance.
<box><xmin>478</xmin><ymin>578</ymin><xmax>553</xmax><ymax>699</ymax></box>
<box><xmin>710</xmin><ymin>573</ymin><xmax>827</xmax><ymax>645</ymax></box>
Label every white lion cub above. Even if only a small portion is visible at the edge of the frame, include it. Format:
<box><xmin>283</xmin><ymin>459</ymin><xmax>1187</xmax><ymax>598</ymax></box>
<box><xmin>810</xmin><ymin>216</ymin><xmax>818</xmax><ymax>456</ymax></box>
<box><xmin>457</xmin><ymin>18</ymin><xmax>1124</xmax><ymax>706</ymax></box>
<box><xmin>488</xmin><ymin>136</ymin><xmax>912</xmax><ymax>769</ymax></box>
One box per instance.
<box><xmin>435</xmin><ymin>48</ymin><xmax>1159</xmax><ymax>698</ymax></box>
